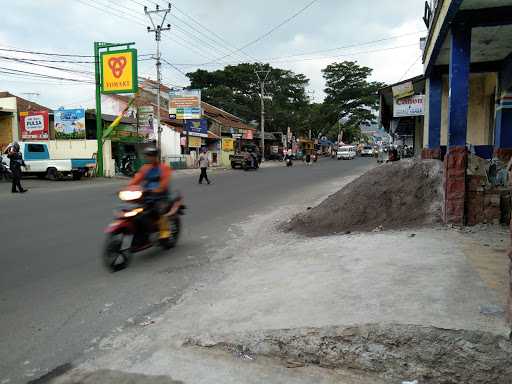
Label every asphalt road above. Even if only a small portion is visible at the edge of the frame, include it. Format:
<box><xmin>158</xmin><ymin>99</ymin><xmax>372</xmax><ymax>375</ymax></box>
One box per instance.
<box><xmin>0</xmin><ymin>157</ymin><xmax>373</xmax><ymax>383</ymax></box>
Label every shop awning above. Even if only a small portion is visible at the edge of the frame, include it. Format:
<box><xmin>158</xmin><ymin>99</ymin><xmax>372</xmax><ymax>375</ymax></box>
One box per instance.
<box><xmin>207</xmin><ymin>130</ymin><xmax>220</xmax><ymax>139</ymax></box>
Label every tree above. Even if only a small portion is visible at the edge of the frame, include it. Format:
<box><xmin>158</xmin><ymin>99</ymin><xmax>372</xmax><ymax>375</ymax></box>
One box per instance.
<box><xmin>186</xmin><ymin>63</ymin><xmax>310</xmax><ymax>134</ymax></box>
<box><xmin>321</xmin><ymin>61</ymin><xmax>385</xmax><ymax>142</ymax></box>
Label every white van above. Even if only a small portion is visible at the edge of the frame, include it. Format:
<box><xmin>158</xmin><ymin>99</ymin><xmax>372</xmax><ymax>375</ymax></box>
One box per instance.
<box><xmin>337</xmin><ymin>145</ymin><xmax>356</xmax><ymax>160</ymax></box>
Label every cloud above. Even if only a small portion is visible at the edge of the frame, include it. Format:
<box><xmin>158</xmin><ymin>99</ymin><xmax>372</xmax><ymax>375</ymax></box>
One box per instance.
<box><xmin>1</xmin><ymin>0</ymin><xmax>427</xmax><ymax>107</ymax></box>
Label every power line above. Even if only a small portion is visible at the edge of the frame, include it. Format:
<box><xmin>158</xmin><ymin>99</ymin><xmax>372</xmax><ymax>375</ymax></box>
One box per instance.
<box><xmin>202</xmin><ymin>0</ymin><xmax>320</xmax><ymax>65</ymax></box>
<box><xmin>398</xmin><ymin>54</ymin><xmax>422</xmax><ymax>82</ymax></box>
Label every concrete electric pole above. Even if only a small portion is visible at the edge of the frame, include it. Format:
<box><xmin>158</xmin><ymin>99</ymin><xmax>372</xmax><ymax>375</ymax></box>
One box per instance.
<box><xmin>255</xmin><ymin>69</ymin><xmax>271</xmax><ymax>162</ymax></box>
<box><xmin>144</xmin><ymin>3</ymin><xmax>171</xmax><ymax>157</ymax></box>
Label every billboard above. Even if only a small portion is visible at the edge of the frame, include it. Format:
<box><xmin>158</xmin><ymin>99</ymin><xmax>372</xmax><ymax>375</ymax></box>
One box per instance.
<box><xmin>184</xmin><ymin>119</ymin><xmax>208</xmax><ymax>137</ymax></box>
<box><xmin>101</xmin><ymin>49</ymin><xmax>138</xmax><ymax>94</ymax></box>
<box><xmin>54</xmin><ymin>108</ymin><xmax>86</xmax><ymax>139</ymax></box>
<box><xmin>19</xmin><ymin>110</ymin><xmax>49</xmax><ymax>140</ymax></box>
<box><xmin>188</xmin><ymin>136</ymin><xmax>202</xmax><ymax>148</ymax></box>
<box><xmin>392</xmin><ymin>81</ymin><xmax>414</xmax><ymax>99</ymax></box>
<box><xmin>169</xmin><ymin>89</ymin><xmax>201</xmax><ymax>120</ymax></box>
<box><xmin>222</xmin><ymin>138</ymin><xmax>235</xmax><ymax>151</ymax></box>
<box><xmin>137</xmin><ymin>105</ymin><xmax>155</xmax><ymax>142</ymax></box>
<box><xmin>393</xmin><ymin>94</ymin><xmax>424</xmax><ymax>117</ymax></box>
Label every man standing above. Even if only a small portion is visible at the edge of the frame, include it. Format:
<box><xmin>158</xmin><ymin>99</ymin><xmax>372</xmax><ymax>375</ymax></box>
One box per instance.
<box><xmin>197</xmin><ymin>148</ymin><xmax>211</xmax><ymax>185</ymax></box>
<box><xmin>7</xmin><ymin>142</ymin><xmax>27</xmax><ymax>193</ymax></box>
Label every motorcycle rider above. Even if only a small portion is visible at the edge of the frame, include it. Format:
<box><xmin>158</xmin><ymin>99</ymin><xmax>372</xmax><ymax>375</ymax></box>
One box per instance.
<box><xmin>128</xmin><ymin>147</ymin><xmax>172</xmax><ymax>243</ymax></box>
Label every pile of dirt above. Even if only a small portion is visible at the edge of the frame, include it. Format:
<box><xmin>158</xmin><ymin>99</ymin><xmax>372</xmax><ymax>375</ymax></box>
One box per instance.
<box><xmin>286</xmin><ymin>159</ymin><xmax>443</xmax><ymax>236</ymax></box>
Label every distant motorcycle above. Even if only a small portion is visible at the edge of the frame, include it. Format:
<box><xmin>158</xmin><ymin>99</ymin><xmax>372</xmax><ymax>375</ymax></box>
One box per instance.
<box><xmin>0</xmin><ymin>158</ymin><xmax>12</xmax><ymax>181</ymax></box>
<box><xmin>103</xmin><ymin>187</ymin><xmax>186</xmax><ymax>272</ymax></box>
<box><xmin>120</xmin><ymin>154</ymin><xmax>136</xmax><ymax>177</ymax></box>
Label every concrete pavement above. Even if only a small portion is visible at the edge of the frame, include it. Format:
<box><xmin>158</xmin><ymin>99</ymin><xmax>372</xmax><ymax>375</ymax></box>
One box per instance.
<box><xmin>37</xmin><ymin>160</ymin><xmax>511</xmax><ymax>383</ymax></box>
<box><xmin>0</xmin><ymin>157</ymin><xmax>373</xmax><ymax>384</ymax></box>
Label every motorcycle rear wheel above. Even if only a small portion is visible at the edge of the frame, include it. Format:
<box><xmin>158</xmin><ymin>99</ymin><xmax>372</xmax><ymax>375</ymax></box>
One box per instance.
<box><xmin>160</xmin><ymin>216</ymin><xmax>181</xmax><ymax>250</ymax></box>
<box><xmin>103</xmin><ymin>233</ymin><xmax>131</xmax><ymax>272</ymax></box>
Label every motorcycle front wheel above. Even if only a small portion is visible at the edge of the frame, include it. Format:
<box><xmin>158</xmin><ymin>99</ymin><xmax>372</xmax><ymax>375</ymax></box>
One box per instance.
<box><xmin>103</xmin><ymin>233</ymin><xmax>131</xmax><ymax>272</ymax></box>
<box><xmin>160</xmin><ymin>216</ymin><xmax>181</xmax><ymax>250</ymax></box>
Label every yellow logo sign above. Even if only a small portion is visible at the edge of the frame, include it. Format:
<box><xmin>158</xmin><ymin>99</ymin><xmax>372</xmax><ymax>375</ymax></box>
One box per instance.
<box><xmin>101</xmin><ymin>49</ymin><xmax>138</xmax><ymax>94</ymax></box>
<box><xmin>222</xmin><ymin>138</ymin><xmax>235</xmax><ymax>151</ymax></box>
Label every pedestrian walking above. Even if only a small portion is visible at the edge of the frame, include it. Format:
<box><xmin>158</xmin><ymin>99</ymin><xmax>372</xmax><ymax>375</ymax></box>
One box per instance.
<box><xmin>197</xmin><ymin>148</ymin><xmax>211</xmax><ymax>185</ymax></box>
<box><xmin>7</xmin><ymin>142</ymin><xmax>27</xmax><ymax>193</ymax></box>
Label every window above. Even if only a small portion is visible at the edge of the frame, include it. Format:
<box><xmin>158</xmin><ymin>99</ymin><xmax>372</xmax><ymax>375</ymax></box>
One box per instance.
<box><xmin>27</xmin><ymin>144</ymin><xmax>45</xmax><ymax>153</ymax></box>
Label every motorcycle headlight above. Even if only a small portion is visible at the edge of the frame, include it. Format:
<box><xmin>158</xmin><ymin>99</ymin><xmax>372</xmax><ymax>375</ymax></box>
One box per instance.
<box><xmin>123</xmin><ymin>208</ymin><xmax>144</xmax><ymax>218</ymax></box>
<box><xmin>118</xmin><ymin>190</ymin><xmax>143</xmax><ymax>201</ymax></box>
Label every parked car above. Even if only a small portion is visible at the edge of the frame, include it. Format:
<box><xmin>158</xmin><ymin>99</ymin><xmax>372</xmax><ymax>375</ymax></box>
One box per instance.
<box><xmin>337</xmin><ymin>145</ymin><xmax>356</xmax><ymax>160</ymax></box>
<box><xmin>360</xmin><ymin>145</ymin><xmax>374</xmax><ymax>157</ymax></box>
<box><xmin>1</xmin><ymin>142</ymin><xmax>95</xmax><ymax>180</ymax></box>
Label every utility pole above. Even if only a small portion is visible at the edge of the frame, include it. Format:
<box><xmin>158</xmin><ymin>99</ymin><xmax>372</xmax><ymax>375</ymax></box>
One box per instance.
<box><xmin>256</xmin><ymin>69</ymin><xmax>271</xmax><ymax>162</ymax></box>
<box><xmin>145</xmin><ymin>3</ymin><xmax>171</xmax><ymax>158</ymax></box>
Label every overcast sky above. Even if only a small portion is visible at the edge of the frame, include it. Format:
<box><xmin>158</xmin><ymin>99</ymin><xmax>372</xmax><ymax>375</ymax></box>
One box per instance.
<box><xmin>0</xmin><ymin>0</ymin><xmax>427</xmax><ymax>109</ymax></box>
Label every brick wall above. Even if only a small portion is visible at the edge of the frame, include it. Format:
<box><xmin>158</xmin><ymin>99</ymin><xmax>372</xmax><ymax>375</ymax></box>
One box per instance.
<box><xmin>443</xmin><ymin>146</ymin><xmax>467</xmax><ymax>225</ymax></box>
<box><xmin>421</xmin><ymin>147</ymin><xmax>441</xmax><ymax>160</ymax></box>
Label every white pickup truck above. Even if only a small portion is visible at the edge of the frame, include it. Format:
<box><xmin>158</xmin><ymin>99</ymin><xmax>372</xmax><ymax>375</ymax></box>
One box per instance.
<box><xmin>2</xmin><ymin>142</ymin><xmax>96</xmax><ymax>180</ymax></box>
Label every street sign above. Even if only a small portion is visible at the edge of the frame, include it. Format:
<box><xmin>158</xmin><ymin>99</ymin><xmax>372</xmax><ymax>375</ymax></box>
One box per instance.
<box><xmin>169</xmin><ymin>89</ymin><xmax>201</xmax><ymax>120</ymax></box>
<box><xmin>101</xmin><ymin>49</ymin><xmax>138</xmax><ymax>94</ymax></box>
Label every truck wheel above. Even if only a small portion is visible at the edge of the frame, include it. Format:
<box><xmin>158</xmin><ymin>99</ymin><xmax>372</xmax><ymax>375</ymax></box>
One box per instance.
<box><xmin>47</xmin><ymin>167</ymin><xmax>61</xmax><ymax>181</ymax></box>
<box><xmin>72</xmin><ymin>171</ymin><xmax>82</xmax><ymax>181</ymax></box>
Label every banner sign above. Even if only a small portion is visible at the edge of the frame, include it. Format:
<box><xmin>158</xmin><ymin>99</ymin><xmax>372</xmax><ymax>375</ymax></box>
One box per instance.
<box><xmin>222</xmin><ymin>138</ymin><xmax>235</xmax><ymax>151</ymax></box>
<box><xmin>138</xmin><ymin>105</ymin><xmax>155</xmax><ymax>142</ymax></box>
<box><xmin>169</xmin><ymin>89</ymin><xmax>201</xmax><ymax>120</ymax></box>
<box><xmin>392</xmin><ymin>81</ymin><xmax>414</xmax><ymax>99</ymax></box>
<box><xmin>184</xmin><ymin>119</ymin><xmax>208</xmax><ymax>137</ymax></box>
<box><xmin>20</xmin><ymin>110</ymin><xmax>49</xmax><ymax>140</ymax></box>
<box><xmin>393</xmin><ymin>94</ymin><xmax>424</xmax><ymax>117</ymax></box>
<box><xmin>188</xmin><ymin>136</ymin><xmax>202</xmax><ymax>148</ymax></box>
<box><xmin>101</xmin><ymin>49</ymin><xmax>138</xmax><ymax>94</ymax></box>
<box><xmin>243</xmin><ymin>130</ymin><xmax>253</xmax><ymax>140</ymax></box>
<box><xmin>54</xmin><ymin>108</ymin><xmax>86</xmax><ymax>139</ymax></box>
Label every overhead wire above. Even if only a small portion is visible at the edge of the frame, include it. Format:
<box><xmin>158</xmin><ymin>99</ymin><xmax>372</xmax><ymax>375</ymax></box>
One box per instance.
<box><xmin>200</xmin><ymin>0</ymin><xmax>320</xmax><ymax>65</ymax></box>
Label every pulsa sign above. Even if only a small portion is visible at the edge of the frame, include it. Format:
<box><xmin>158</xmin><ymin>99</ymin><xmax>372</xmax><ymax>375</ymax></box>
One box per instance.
<box><xmin>101</xmin><ymin>49</ymin><xmax>138</xmax><ymax>94</ymax></box>
<box><xmin>393</xmin><ymin>94</ymin><xmax>424</xmax><ymax>117</ymax></box>
<box><xmin>20</xmin><ymin>110</ymin><xmax>49</xmax><ymax>140</ymax></box>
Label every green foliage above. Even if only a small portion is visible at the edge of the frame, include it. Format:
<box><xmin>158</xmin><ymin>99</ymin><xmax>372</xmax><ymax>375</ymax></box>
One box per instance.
<box><xmin>322</xmin><ymin>61</ymin><xmax>385</xmax><ymax>142</ymax></box>
<box><xmin>186</xmin><ymin>61</ymin><xmax>385</xmax><ymax>144</ymax></box>
<box><xmin>55</xmin><ymin>131</ymin><xmax>86</xmax><ymax>140</ymax></box>
<box><xmin>187</xmin><ymin>63</ymin><xmax>310</xmax><ymax>134</ymax></box>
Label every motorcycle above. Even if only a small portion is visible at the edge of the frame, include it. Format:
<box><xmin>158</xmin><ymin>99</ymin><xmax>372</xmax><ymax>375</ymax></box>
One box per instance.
<box><xmin>0</xmin><ymin>158</ymin><xmax>12</xmax><ymax>181</ymax></box>
<box><xmin>103</xmin><ymin>187</ymin><xmax>186</xmax><ymax>272</ymax></box>
<box><xmin>120</xmin><ymin>154</ymin><xmax>136</xmax><ymax>177</ymax></box>
<box><xmin>286</xmin><ymin>157</ymin><xmax>293</xmax><ymax>167</ymax></box>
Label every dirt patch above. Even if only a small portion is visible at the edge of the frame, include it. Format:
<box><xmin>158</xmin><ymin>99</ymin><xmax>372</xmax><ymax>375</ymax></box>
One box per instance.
<box><xmin>42</xmin><ymin>369</ymin><xmax>183</xmax><ymax>384</ymax></box>
<box><xmin>186</xmin><ymin>324</ymin><xmax>512</xmax><ymax>384</ymax></box>
<box><xmin>285</xmin><ymin>159</ymin><xmax>443</xmax><ymax>236</ymax></box>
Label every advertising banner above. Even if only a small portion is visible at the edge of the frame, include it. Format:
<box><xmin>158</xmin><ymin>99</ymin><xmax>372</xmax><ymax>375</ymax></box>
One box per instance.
<box><xmin>188</xmin><ymin>136</ymin><xmax>202</xmax><ymax>148</ymax></box>
<box><xmin>101</xmin><ymin>49</ymin><xmax>138</xmax><ymax>94</ymax></box>
<box><xmin>54</xmin><ymin>108</ymin><xmax>86</xmax><ymax>139</ymax></box>
<box><xmin>138</xmin><ymin>105</ymin><xmax>155</xmax><ymax>142</ymax></box>
<box><xmin>393</xmin><ymin>94</ymin><xmax>424</xmax><ymax>117</ymax></box>
<box><xmin>243</xmin><ymin>130</ymin><xmax>253</xmax><ymax>140</ymax></box>
<box><xmin>184</xmin><ymin>119</ymin><xmax>208</xmax><ymax>137</ymax></box>
<box><xmin>20</xmin><ymin>110</ymin><xmax>49</xmax><ymax>140</ymax></box>
<box><xmin>392</xmin><ymin>81</ymin><xmax>414</xmax><ymax>99</ymax></box>
<box><xmin>169</xmin><ymin>89</ymin><xmax>201</xmax><ymax>120</ymax></box>
<box><xmin>222</xmin><ymin>138</ymin><xmax>235</xmax><ymax>151</ymax></box>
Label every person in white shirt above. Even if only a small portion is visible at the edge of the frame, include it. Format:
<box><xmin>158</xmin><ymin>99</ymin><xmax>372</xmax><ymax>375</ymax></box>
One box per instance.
<box><xmin>197</xmin><ymin>148</ymin><xmax>211</xmax><ymax>185</ymax></box>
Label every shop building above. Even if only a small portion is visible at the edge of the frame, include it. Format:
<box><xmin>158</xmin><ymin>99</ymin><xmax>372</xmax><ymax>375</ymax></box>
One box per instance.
<box><xmin>420</xmin><ymin>0</ymin><xmax>512</xmax><ymax>226</ymax></box>
<box><xmin>379</xmin><ymin>76</ymin><xmax>426</xmax><ymax>156</ymax></box>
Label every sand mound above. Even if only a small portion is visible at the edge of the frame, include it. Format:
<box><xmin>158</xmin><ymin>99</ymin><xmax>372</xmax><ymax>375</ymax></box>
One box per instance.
<box><xmin>286</xmin><ymin>159</ymin><xmax>443</xmax><ymax>236</ymax></box>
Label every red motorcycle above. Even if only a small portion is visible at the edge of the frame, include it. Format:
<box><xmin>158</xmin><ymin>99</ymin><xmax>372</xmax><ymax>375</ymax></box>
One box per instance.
<box><xmin>103</xmin><ymin>187</ymin><xmax>185</xmax><ymax>272</ymax></box>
